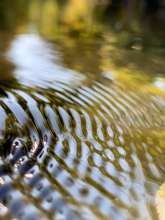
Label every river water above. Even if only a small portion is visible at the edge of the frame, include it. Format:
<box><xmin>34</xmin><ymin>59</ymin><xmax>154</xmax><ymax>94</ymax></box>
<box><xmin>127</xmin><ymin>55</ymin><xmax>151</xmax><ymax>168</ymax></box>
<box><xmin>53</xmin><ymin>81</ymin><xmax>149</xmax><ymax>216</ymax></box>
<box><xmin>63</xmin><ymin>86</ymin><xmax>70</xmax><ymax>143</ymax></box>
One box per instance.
<box><xmin>0</xmin><ymin>1</ymin><xmax>165</xmax><ymax>220</ymax></box>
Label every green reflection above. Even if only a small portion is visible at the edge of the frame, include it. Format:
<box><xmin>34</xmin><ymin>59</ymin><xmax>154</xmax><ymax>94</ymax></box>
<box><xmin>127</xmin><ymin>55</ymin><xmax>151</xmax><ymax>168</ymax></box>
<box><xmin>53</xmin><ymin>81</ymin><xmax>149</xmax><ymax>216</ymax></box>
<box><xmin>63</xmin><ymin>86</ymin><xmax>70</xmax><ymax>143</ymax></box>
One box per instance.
<box><xmin>0</xmin><ymin>0</ymin><xmax>164</xmax><ymax>95</ymax></box>
<box><xmin>0</xmin><ymin>1</ymin><xmax>165</xmax><ymax>220</ymax></box>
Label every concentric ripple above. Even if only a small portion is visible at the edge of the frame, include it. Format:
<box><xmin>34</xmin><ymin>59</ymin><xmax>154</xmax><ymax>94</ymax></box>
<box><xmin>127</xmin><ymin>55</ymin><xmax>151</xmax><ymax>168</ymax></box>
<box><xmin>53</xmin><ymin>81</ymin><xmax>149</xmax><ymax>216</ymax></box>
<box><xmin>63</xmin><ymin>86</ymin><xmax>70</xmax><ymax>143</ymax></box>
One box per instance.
<box><xmin>0</xmin><ymin>78</ymin><xmax>165</xmax><ymax>220</ymax></box>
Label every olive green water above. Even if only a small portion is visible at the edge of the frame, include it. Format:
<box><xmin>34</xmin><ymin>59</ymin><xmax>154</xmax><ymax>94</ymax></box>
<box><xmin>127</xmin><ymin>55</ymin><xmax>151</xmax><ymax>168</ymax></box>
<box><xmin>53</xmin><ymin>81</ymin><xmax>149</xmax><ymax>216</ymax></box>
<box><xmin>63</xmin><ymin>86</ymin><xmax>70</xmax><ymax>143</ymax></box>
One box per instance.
<box><xmin>0</xmin><ymin>1</ymin><xmax>165</xmax><ymax>220</ymax></box>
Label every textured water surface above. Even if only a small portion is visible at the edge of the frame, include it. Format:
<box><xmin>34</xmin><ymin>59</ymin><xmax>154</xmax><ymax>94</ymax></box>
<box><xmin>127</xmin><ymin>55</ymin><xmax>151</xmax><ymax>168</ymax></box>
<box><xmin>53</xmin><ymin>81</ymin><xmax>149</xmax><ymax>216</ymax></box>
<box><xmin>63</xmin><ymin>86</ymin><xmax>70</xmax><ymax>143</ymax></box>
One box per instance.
<box><xmin>0</xmin><ymin>55</ymin><xmax>165</xmax><ymax>220</ymax></box>
<box><xmin>1</xmin><ymin>1</ymin><xmax>165</xmax><ymax>219</ymax></box>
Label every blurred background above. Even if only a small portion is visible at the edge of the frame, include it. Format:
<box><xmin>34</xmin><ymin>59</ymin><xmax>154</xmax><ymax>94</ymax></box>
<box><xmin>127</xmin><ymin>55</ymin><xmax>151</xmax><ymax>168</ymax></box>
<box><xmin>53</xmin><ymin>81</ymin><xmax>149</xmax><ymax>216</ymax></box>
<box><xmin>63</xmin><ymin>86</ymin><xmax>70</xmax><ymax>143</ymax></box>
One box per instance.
<box><xmin>0</xmin><ymin>0</ymin><xmax>165</xmax><ymax>90</ymax></box>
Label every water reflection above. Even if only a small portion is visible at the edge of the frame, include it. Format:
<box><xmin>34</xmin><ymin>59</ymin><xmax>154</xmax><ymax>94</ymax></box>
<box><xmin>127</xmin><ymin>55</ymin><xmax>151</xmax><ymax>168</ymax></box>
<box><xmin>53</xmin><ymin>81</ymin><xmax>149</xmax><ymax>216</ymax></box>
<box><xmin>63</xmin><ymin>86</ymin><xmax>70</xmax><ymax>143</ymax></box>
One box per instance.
<box><xmin>156</xmin><ymin>182</ymin><xmax>165</xmax><ymax>220</ymax></box>
<box><xmin>153</xmin><ymin>78</ymin><xmax>165</xmax><ymax>91</ymax></box>
<box><xmin>0</xmin><ymin>69</ymin><xmax>165</xmax><ymax>219</ymax></box>
<box><xmin>0</xmin><ymin>1</ymin><xmax>165</xmax><ymax>220</ymax></box>
<box><xmin>7</xmin><ymin>33</ymin><xmax>85</xmax><ymax>87</ymax></box>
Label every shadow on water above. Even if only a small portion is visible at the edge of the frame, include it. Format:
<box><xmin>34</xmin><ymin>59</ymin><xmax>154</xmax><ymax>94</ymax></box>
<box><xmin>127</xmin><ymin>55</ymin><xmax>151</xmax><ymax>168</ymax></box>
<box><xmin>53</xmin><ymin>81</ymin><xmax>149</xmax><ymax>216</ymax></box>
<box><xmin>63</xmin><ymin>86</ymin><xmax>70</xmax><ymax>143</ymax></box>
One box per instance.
<box><xmin>0</xmin><ymin>1</ymin><xmax>165</xmax><ymax>220</ymax></box>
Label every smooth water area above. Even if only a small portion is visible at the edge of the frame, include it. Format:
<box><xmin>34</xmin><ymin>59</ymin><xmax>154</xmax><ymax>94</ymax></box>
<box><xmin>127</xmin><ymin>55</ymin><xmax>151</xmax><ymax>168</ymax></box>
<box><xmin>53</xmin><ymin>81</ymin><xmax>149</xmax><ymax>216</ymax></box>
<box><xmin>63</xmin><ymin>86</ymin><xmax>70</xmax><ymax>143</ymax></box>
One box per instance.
<box><xmin>0</xmin><ymin>1</ymin><xmax>165</xmax><ymax>220</ymax></box>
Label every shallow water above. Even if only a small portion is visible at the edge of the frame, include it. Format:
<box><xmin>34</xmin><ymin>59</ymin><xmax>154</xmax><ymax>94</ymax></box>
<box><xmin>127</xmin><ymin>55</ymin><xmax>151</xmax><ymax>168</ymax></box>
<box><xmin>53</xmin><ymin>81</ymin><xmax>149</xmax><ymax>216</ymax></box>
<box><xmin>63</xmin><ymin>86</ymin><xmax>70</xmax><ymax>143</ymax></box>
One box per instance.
<box><xmin>0</xmin><ymin>1</ymin><xmax>165</xmax><ymax>220</ymax></box>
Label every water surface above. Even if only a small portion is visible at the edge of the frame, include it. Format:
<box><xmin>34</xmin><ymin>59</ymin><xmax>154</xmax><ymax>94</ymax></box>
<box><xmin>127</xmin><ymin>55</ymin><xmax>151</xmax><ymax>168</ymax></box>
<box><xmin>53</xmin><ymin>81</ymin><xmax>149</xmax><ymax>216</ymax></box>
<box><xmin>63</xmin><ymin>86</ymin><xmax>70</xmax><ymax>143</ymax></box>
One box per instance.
<box><xmin>0</xmin><ymin>1</ymin><xmax>165</xmax><ymax>220</ymax></box>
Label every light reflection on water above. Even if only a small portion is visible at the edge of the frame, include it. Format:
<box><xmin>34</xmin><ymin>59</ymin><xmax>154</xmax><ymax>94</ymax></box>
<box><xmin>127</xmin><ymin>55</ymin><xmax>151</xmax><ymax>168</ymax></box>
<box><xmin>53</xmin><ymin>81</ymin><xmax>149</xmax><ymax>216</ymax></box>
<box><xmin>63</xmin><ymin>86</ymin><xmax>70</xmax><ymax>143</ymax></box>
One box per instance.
<box><xmin>7</xmin><ymin>33</ymin><xmax>85</xmax><ymax>87</ymax></box>
<box><xmin>0</xmin><ymin>3</ymin><xmax>165</xmax><ymax>220</ymax></box>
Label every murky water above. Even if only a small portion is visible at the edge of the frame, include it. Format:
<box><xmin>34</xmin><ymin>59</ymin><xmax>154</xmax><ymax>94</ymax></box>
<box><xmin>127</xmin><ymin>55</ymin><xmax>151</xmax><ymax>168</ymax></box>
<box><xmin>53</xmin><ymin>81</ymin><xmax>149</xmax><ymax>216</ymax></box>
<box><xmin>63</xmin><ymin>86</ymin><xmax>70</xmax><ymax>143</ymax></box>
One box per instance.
<box><xmin>0</xmin><ymin>1</ymin><xmax>165</xmax><ymax>220</ymax></box>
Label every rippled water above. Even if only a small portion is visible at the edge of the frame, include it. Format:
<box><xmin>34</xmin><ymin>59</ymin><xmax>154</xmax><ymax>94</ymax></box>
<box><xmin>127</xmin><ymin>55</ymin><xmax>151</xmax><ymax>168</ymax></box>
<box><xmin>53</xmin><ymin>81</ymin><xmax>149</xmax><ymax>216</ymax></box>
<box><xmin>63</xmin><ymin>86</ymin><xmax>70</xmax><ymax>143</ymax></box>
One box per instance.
<box><xmin>0</xmin><ymin>27</ymin><xmax>165</xmax><ymax>220</ymax></box>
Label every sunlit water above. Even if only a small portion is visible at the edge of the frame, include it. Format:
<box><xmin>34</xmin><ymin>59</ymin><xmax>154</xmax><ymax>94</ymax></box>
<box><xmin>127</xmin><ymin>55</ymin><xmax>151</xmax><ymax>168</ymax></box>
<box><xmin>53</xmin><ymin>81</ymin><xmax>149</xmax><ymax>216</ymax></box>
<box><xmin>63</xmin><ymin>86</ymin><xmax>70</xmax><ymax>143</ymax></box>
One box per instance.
<box><xmin>0</xmin><ymin>7</ymin><xmax>165</xmax><ymax>220</ymax></box>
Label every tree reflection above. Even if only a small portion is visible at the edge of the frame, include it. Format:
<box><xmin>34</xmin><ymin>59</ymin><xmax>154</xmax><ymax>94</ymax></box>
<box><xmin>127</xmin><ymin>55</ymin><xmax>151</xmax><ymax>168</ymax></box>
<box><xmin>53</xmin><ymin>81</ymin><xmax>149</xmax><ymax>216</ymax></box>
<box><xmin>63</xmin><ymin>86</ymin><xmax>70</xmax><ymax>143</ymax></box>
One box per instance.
<box><xmin>0</xmin><ymin>0</ymin><xmax>165</xmax><ymax>86</ymax></box>
<box><xmin>0</xmin><ymin>0</ymin><xmax>29</xmax><ymax>32</ymax></box>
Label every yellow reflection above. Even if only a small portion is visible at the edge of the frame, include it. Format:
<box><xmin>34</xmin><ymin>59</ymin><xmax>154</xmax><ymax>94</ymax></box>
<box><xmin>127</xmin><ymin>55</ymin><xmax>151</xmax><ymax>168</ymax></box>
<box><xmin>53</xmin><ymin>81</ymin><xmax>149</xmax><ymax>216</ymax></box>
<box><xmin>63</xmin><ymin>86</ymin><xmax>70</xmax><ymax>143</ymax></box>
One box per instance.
<box><xmin>2</xmin><ymin>0</ymin><xmax>165</xmax><ymax>96</ymax></box>
<box><xmin>156</xmin><ymin>183</ymin><xmax>165</xmax><ymax>220</ymax></box>
<box><xmin>63</xmin><ymin>0</ymin><xmax>93</xmax><ymax>30</ymax></box>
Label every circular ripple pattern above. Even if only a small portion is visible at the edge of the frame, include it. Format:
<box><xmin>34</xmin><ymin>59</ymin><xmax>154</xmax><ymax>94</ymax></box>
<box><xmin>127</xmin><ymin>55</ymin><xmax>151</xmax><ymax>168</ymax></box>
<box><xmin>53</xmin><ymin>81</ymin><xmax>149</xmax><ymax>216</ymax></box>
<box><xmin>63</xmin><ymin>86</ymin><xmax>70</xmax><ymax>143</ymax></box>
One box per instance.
<box><xmin>0</xmin><ymin>78</ymin><xmax>165</xmax><ymax>220</ymax></box>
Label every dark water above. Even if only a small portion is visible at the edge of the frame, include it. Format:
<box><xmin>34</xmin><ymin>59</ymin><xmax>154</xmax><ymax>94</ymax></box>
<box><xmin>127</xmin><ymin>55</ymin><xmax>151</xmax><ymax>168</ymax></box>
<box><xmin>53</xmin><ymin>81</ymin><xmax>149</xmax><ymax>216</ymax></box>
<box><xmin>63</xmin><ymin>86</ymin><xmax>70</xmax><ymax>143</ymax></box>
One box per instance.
<box><xmin>0</xmin><ymin>1</ymin><xmax>165</xmax><ymax>220</ymax></box>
